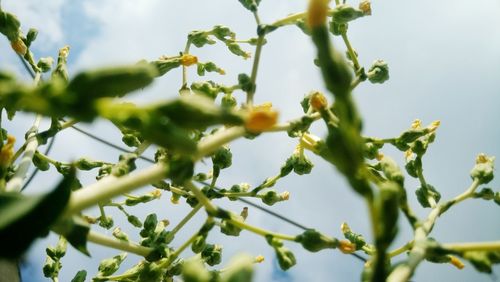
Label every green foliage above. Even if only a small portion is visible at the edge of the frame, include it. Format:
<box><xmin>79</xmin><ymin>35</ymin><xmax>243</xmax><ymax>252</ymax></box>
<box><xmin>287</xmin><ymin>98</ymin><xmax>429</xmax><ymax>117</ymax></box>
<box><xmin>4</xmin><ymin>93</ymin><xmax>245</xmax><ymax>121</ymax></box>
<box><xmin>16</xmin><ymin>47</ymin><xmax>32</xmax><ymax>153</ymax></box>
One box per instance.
<box><xmin>0</xmin><ymin>170</ymin><xmax>75</xmax><ymax>258</ymax></box>
<box><xmin>0</xmin><ymin>2</ymin><xmax>497</xmax><ymax>281</ymax></box>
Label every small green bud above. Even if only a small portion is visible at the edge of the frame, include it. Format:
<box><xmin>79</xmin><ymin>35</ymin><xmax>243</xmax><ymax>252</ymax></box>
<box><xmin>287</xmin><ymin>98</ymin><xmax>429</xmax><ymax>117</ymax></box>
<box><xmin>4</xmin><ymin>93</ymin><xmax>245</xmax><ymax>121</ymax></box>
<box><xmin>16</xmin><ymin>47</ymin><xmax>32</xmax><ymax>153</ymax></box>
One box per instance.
<box><xmin>191</xmin><ymin>235</ymin><xmax>207</xmax><ymax>254</ymax></box>
<box><xmin>296</xmin><ymin>229</ymin><xmax>338</xmax><ymax>252</ymax></box>
<box><xmin>33</xmin><ymin>151</ymin><xmax>50</xmax><ymax>171</ymax></box>
<box><xmin>280</xmin><ymin>157</ymin><xmax>294</xmax><ymax>177</ymax></box>
<box><xmin>140</xmin><ymin>213</ymin><xmax>158</xmax><ymax>237</ymax></box>
<box><xmin>122</xmin><ymin>134</ymin><xmax>141</xmax><ymax>147</ymax></box>
<box><xmin>37</xmin><ymin>57</ymin><xmax>54</xmax><ymax>73</ymax></box>
<box><xmin>378</xmin><ymin>155</ymin><xmax>404</xmax><ymax>184</ymax></box>
<box><xmin>415</xmin><ymin>184</ymin><xmax>441</xmax><ymax>208</ymax></box>
<box><xmin>98</xmin><ymin>216</ymin><xmax>114</xmax><ymax>229</ymax></box>
<box><xmin>473</xmin><ymin>188</ymin><xmax>495</xmax><ymax>200</ymax></box>
<box><xmin>331</xmin><ymin>4</ymin><xmax>365</xmax><ymax>24</ymax></box>
<box><xmin>201</xmin><ymin>244</ymin><xmax>223</xmax><ymax>266</ymax></box>
<box><xmin>26</xmin><ymin>28</ymin><xmax>38</xmax><ymax>46</ymax></box>
<box><xmin>367</xmin><ymin>60</ymin><xmax>389</xmax><ymax>84</ymax></box>
<box><xmin>221</xmin><ymin>93</ymin><xmax>237</xmax><ymax>108</ymax></box>
<box><xmin>212</xmin><ymin>146</ymin><xmax>232</xmax><ymax>170</ymax></box>
<box><xmin>220</xmin><ymin>219</ymin><xmax>242</xmax><ymax>236</ymax></box>
<box><xmin>341</xmin><ymin>222</ymin><xmax>367</xmax><ymax>250</ymax></box>
<box><xmin>98</xmin><ymin>253</ymin><xmax>127</xmax><ymax>276</ymax></box>
<box><xmin>75</xmin><ymin>157</ymin><xmax>103</xmax><ymax>170</ymax></box>
<box><xmin>238</xmin><ymin>73</ymin><xmax>254</xmax><ymax>92</ymax></box>
<box><xmin>261</xmin><ymin>190</ymin><xmax>281</xmax><ymax>206</ymax></box>
<box><xmin>470</xmin><ymin>154</ymin><xmax>495</xmax><ymax>184</ymax></box>
<box><xmin>329</xmin><ymin>21</ymin><xmax>348</xmax><ymax>36</ymax></box>
<box><xmin>127</xmin><ymin>215</ymin><xmax>142</xmax><ymax>228</ymax></box>
<box><xmin>292</xmin><ymin>153</ymin><xmax>314</xmax><ymax>175</ymax></box>
<box><xmin>43</xmin><ymin>256</ymin><xmax>61</xmax><ymax>278</ymax></box>
<box><xmin>275</xmin><ymin>246</ymin><xmax>296</xmax><ymax>271</ymax></box>
<box><xmin>112</xmin><ymin>227</ymin><xmax>129</xmax><ymax>241</ymax></box>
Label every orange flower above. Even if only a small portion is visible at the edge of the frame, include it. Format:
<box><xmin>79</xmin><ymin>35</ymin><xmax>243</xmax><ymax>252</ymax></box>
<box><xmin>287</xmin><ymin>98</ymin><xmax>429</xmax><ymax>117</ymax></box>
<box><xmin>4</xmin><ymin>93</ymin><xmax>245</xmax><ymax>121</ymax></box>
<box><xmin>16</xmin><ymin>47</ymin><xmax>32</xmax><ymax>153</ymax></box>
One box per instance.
<box><xmin>310</xmin><ymin>91</ymin><xmax>328</xmax><ymax>111</ymax></box>
<box><xmin>245</xmin><ymin>104</ymin><xmax>279</xmax><ymax>133</ymax></box>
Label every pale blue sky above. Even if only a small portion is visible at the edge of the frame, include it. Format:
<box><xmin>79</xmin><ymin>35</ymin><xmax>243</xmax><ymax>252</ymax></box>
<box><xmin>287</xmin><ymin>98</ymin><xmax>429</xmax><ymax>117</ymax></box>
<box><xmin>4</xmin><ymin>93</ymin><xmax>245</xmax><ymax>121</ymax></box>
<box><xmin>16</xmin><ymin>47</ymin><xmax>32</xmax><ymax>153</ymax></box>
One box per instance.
<box><xmin>1</xmin><ymin>1</ymin><xmax>500</xmax><ymax>281</ymax></box>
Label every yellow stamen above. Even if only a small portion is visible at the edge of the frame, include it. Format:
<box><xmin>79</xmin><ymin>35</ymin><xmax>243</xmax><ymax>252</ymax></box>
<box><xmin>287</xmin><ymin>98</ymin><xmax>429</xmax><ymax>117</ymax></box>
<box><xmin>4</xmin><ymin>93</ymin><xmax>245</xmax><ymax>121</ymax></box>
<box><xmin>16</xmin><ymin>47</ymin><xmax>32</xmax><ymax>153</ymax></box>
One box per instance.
<box><xmin>310</xmin><ymin>91</ymin><xmax>328</xmax><ymax>111</ymax></box>
<box><xmin>180</xmin><ymin>54</ymin><xmax>198</xmax><ymax>66</ymax></box>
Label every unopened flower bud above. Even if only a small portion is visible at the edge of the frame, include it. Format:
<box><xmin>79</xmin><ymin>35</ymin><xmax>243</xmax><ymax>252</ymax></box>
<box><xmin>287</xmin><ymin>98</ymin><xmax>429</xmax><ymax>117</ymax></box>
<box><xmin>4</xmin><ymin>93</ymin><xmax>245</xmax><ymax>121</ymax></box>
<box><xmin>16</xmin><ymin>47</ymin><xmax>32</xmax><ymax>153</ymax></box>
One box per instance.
<box><xmin>338</xmin><ymin>240</ymin><xmax>356</xmax><ymax>254</ymax></box>
<box><xmin>367</xmin><ymin>60</ymin><xmax>389</xmax><ymax>84</ymax></box>
<box><xmin>255</xmin><ymin>255</ymin><xmax>265</xmax><ymax>263</ymax></box>
<box><xmin>359</xmin><ymin>0</ymin><xmax>372</xmax><ymax>16</ymax></box>
<box><xmin>450</xmin><ymin>256</ymin><xmax>465</xmax><ymax>269</ymax></box>
<box><xmin>11</xmin><ymin>38</ymin><xmax>27</xmax><ymax>55</ymax></box>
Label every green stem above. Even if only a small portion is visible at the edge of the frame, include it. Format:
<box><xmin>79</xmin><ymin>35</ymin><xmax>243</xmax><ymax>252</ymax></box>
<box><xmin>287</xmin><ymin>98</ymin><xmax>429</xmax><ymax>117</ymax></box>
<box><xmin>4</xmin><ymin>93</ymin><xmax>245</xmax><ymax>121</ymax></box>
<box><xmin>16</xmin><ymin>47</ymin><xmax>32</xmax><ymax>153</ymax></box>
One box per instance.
<box><xmin>64</xmin><ymin>163</ymin><xmax>169</xmax><ymax>216</ymax></box>
<box><xmin>443</xmin><ymin>241</ymin><xmax>500</xmax><ymax>252</ymax></box>
<box><xmin>387</xmin><ymin>179</ymin><xmax>482</xmax><ymax>282</ymax></box>
<box><xmin>388</xmin><ymin>241</ymin><xmax>414</xmax><ymax>258</ymax></box>
<box><xmin>181</xmin><ymin>40</ymin><xmax>191</xmax><ymax>88</ymax></box>
<box><xmin>5</xmin><ymin>114</ymin><xmax>42</xmax><ymax>192</ymax></box>
<box><xmin>227</xmin><ymin>218</ymin><xmax>297</xmax><ymax>241</ymax></box>
<box><xmin>246</xmin><ymin>35</ymin><xmax>265</xmax><ymax>107</ymax></box>
<box><xmin>60</xmin><ymin>119</ymin><xmax>78</xmax><ymax>130</ymax></box>
<box><xmin>341</xmin><ymin>32</ymin><xmax>361</xmax><ymax>72</ymax></box>
<box><xmin>183</xmin><ymin>181</ymin><xmax>217</xmax><ymax>213</ymax></box>
<box><xmin>195</xmin><ymin>126</ymin><xmax>247</xmax><ymax>159</ymax></box>
<box><xmin>169</xmin><ymin>203</ymin><xmax>203</xmax><ymax>237</ymax></box>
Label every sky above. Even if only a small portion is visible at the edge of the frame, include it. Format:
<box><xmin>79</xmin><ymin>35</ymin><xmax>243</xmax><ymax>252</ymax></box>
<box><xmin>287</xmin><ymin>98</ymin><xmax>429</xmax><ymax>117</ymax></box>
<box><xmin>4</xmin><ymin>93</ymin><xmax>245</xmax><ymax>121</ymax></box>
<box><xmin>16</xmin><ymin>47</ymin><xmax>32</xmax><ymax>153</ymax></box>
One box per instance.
<box><xmin>1</xmin><ymin>0</ymin><xmax>500</xmax><ymax>281</ymax></box>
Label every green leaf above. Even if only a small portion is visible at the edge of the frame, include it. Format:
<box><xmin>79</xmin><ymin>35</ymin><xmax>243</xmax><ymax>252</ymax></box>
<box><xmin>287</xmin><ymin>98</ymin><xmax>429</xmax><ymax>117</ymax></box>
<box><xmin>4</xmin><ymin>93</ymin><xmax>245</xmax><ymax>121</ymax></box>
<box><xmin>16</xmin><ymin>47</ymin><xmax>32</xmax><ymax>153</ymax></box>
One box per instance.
<box><xmin>52</xmin><ymin>216</ymin><xmax>91</xmax><ymax>256</ymax></box>
<box><xmin>295</xmin><ymin>229</ymin><xmax>338</xmax><ymax>252</ymax></box>
<box><xmin>237</xmin><ymin>0</ymin><xmax>261</xmax><ymax>12</ymax></box>
<box><xmin>415</xmin><ymin>184</ymin><xmax>441</xmax><ymax>208</ymax></box>
<box><xmin>67</xmin><ymin>64</ymin><xmax>157</xmax><ymax>99</ymax></box>
<box><xmin>70</xmin><ymin>270</ymin><xmax>87</xmax><ymax>282</ymax></box>
<box><xmin>0</xmin><ymin>170</ymin><xmax>75</xmax><ymax>258</ymax></box>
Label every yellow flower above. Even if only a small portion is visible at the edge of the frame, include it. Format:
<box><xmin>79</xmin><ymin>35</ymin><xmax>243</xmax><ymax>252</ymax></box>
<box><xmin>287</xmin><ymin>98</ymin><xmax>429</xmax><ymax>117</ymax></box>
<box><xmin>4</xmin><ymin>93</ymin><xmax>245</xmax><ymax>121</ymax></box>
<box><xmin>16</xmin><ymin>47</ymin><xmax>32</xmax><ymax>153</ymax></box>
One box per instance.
<box><xmin>359</xmin><ymin>0</ymin><xmax>372</xmax><ymax>16</ymax></box>
<box><xmin>427</xmin><ymin>120</ymin><xmax>440</xmax><ymax>132</ymax></box>
<box><xmin>310</xmin><ymin>91</ymin><xmax>328</xmax><ymax>111</ymax></box>
<box><xmin>338</xmin><ymin>240</ymin><xmax>356</xmax><ymax>254</ymax></box>
<box><xmin>0</xmin><ymin>135</ymin><xmax>16</xmax><ymax>167</ymax></box>
<box><xmin>254</xmin><ymin>255</ymin><xmax>265</xmax><ymax>263</ymax></box>
<box><xmin>411</xmin><ymin>119</ymin><xmax>422</xmax><ymax>129</ymax></box>
<box><xmin>180</xmin><ymin>54</ymin><xmax>198</xmax><ymax>66</ymax></box>
<box><xmin>245</xmin><ymin>104</ymin><xmax>279</xmax><ymax>133</ymax></box>
<box><xmin>280</xmin><ymin>191</ymin><xmax>290</xmax><ymax>201</ymax></box>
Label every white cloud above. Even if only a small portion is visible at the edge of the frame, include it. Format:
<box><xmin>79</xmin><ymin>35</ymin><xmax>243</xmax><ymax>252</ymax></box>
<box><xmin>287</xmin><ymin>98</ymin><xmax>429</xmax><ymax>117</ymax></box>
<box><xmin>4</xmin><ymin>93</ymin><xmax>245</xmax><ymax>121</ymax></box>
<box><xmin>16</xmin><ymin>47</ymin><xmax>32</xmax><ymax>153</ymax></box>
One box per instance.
<box><xmin>1</xmin><ymin>0</ymin><xmax>65</xmax><ymax>48</ymax></box>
